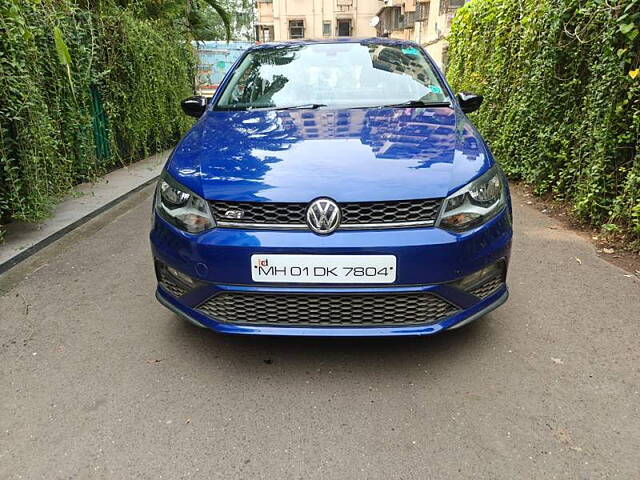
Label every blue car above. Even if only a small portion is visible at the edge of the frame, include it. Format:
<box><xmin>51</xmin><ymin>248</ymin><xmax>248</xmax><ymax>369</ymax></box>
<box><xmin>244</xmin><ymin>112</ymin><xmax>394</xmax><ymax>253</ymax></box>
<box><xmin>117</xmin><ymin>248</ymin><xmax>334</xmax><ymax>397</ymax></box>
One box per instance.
<box><xmin>150</xmin><ymin>39</ymin><xmax>512</xmax><ymax>337</ymax></box>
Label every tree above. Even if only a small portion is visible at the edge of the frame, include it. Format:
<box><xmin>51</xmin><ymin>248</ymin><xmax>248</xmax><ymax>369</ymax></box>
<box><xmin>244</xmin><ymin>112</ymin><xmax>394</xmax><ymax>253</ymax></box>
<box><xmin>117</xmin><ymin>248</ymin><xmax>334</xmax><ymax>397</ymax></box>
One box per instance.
<box><xmin>114</xmin><ymin>0</ymin><xmax>232</xmax><ymax>41</ymax></box>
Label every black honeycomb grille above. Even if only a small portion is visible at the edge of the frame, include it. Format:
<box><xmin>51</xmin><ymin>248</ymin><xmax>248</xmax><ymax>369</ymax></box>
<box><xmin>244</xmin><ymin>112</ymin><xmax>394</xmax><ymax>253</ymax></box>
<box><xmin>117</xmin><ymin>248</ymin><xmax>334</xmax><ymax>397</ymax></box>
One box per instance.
<box><xmin>197</xmin><ymin>292</ymin><xmax>459</xmax><ymax>327</ymax></box>
<box><xmin>340</xmin><ymin>199</ymin><xmax>442</xmax><ymax>224</ymax></box>
<box><xmin>469</xmin><ymin>275</ymin><xmax>503</xmax><ymax>299</ymax></box>
<box><xmin>209</xmin><ymin>199</ymin><xmax>443</xmax><ymax>227</ymax></box>
<box><xmin>211</xmin><ymin>201</ymin><xmax>306</xmax><ymax>224</ymax></box>
<box><xmin>156</xmin><ymin>263</ymin><xmax>188</xmax><ymax>298</ymax></box>
<box><xmin>160</xmin><ymin>278</ymin><xmax>186</xmax><ymax>298</ymax></box>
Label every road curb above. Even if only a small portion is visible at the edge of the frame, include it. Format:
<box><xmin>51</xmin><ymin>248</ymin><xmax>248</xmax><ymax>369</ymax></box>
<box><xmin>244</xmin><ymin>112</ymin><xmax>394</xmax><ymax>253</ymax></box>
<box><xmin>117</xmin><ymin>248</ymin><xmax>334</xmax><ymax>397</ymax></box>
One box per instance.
<box><xmin>0</xmin><ymin>176</ymin><xmax>159</xmax><ymax>276</ymax></box>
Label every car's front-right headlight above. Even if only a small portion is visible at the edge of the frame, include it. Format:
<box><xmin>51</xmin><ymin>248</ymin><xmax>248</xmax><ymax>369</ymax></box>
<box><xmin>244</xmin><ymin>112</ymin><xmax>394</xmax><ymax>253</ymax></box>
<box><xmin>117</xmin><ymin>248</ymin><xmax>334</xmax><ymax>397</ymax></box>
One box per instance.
<box><xmin>155</xmin><ymin>173</ymin><xmax>215</xmax><ymax>233</ymax></box>
<box><xmin>437</xmin><ymin>165</ymin><xmax>506</xmax><ymax>232</ymax></box>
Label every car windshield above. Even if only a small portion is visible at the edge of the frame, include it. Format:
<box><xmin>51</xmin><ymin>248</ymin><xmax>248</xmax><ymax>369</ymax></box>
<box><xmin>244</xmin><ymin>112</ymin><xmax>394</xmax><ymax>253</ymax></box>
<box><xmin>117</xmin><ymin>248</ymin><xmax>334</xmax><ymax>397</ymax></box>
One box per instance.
<box><xmin>214</xmin><ymin>42</ymin><xmax>450</xmax><ymax>110</ymax></box>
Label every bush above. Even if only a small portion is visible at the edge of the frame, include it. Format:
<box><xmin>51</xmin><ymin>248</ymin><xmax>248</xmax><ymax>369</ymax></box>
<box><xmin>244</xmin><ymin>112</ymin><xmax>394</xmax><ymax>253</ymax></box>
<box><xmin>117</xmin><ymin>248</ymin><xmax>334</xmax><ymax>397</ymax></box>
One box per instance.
<box><xmin>447</xmin><ymin>0</ymin><xmax>640</xmax><ymax>237</ymax></box>
<box><xmin>0</xmin><ymin>0</ymin><xmax>195</xmax><ymax>232</ymax></box>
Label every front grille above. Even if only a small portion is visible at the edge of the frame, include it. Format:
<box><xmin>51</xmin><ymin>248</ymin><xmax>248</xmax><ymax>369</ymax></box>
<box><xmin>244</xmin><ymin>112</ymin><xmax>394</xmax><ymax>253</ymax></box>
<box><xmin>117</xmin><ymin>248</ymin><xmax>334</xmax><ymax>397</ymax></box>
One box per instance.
<box><xmin>341</xmin><ymin>199</ymin><xmax>442</xmax><ymax>224</ymax></box>
<box><xmin>469</xmin><ymin>275</ymin><xmax>503</xmax><ymax>299</ymax></box>
<box><xmin>211</xmin><ymin>201</ymin><xmax>305</xmax><ymax>224</ymax></box>
<box><xmin>197</xmin><ymin>292</ymin><xmax>459</xmax><ymax>327</ymax></box>
<box><xmin>210</xmin><ymin>198</ymin><xmax>442</xmax><ymax>229</ymax></box>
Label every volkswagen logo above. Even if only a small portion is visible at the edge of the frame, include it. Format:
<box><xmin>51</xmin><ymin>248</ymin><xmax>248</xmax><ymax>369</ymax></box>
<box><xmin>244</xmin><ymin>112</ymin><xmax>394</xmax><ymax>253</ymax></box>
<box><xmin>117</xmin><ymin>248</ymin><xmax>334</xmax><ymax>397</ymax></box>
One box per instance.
<box><xmin>306</xmin><ymin>198</ymin><xmax>341</xmax><ymax>235</ymax></box>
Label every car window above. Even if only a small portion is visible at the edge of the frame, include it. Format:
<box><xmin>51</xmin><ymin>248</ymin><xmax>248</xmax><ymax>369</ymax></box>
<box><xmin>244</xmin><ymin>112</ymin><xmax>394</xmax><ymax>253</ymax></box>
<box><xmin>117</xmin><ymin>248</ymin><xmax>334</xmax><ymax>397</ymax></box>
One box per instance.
<box><xmin>215</xmin><ymin>43</ymin><xmax>449</xmax><ymax>110</ymax></box>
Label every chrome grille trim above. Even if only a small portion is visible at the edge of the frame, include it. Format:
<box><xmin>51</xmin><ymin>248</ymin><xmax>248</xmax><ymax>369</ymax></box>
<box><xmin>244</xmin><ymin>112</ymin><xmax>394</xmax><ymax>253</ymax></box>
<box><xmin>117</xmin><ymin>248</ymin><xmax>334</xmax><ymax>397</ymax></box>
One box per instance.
<box><xmin>216</xmin><ymin>220</ymin><xmax>435</xmax><ymax>230</ymax></box>
<box><xmin>217</xmin><ymin>221</ymin><xmax>309</xmax><ymax>230</ymax></box>
<box><xmin>339</xmin><ymin>220</ymin><xmax>435</xmax><ymax>229</ymax></box>
<box><xmin>197</xmin><ymin>292</ymin><xmax>460</xmax><ymax>327</ymax></box>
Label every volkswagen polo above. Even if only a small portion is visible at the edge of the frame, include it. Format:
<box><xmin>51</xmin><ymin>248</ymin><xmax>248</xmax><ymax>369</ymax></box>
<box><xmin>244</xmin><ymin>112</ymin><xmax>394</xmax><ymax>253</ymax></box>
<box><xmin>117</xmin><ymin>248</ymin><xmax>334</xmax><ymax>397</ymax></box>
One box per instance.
<box><xmin>150</xmin><ymin>39</ymin><xmax>512</xmax><ymax>336</ymax></box>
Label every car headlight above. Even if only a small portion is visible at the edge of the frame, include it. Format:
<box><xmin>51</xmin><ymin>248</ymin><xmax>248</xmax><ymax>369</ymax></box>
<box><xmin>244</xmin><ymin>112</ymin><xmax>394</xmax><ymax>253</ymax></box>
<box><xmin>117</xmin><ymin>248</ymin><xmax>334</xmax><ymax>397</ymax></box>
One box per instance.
<box><xmin>437</xmin><ymin>166</ymin><xmax>506</xmax><ymax>232</ymax></box>
<box><xmin>155</xmin><ymin>173</ymin><xmax>215</xmax><ymax>233</ymax></box>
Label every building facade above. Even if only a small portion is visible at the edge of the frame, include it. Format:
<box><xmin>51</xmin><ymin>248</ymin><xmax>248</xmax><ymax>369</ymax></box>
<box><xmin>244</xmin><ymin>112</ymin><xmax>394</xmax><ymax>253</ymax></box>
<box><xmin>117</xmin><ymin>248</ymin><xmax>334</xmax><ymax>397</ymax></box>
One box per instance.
<box><xmin>255</xmin><ymin>0</ymin><xmax>380</xmax><ymax>44</ymax></box>
<box><xmin>254</xmin><ymin>0</ymin><xmax>466</xmax><ymax>68</ymax></box>
<box><xmin>375</xmin><ymin>0</ymin><xmax>466</xmax><ymax>67</ymax></box>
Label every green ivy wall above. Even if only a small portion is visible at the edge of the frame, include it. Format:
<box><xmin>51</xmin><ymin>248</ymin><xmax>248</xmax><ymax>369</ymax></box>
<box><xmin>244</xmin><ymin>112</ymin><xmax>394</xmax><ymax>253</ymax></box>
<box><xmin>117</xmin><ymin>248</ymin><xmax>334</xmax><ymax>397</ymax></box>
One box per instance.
<box><xmin>447</xmin><ymin>0</ymin><xmax>640</xmax><ymax>238</ymax></box>
<box><xmin>0</xmin><ymin>0</ymin><xmax>195</xmax><ymax>235</ymax></box>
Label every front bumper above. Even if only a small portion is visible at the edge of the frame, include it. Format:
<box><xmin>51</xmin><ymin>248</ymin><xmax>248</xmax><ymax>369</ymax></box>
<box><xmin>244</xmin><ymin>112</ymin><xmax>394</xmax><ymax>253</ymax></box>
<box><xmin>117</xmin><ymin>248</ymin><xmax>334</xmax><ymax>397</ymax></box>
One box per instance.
<box><xmin>156</xmin><ymin>284</ymin><xmax>508</xmax><ymax>336</ymax></box>
<box><xmin>150</xmin><ymin>208</ymin><xmax>512</xmax><ymax>337</ymax></box>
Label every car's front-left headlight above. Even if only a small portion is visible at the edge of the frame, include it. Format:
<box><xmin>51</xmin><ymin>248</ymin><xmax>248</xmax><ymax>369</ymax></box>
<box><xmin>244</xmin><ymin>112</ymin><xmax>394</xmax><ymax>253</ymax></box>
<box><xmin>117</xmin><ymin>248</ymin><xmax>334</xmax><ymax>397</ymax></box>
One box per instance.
<box><xmin>437</xmin><ymin>165</ymin><xmax>506</xmax><ymax>232</ymax></box>
<box><xmin>155</xmin><ymin>173</ymin><xmax>215</xmax><ymax>233</ymax></box>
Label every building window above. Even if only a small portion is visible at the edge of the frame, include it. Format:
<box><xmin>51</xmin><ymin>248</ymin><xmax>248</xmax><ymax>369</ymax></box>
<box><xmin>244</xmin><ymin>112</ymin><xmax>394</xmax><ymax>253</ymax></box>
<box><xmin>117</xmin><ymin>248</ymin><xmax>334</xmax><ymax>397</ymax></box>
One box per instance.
<box><xmin>323</xmin><ymin>21</ymin><xmax>331</xmax><ymax>36</ymax></box>
<box><xmin>395</xmin><ymin>9</ymin><xmax>405</xmax><ymax>30</ymax></box>
<box><xmin>440</xmin><ymin>0</ymin><xmax>465</xmax><ymax>15</ymax></box>
<box><xmin>416</xmin><ymin>1</ymin><xmax>430</xmax><ymax>22</ymax></box>
<box><xmin>256</xmin><ymin>25</ymin><xmax>273</xmax><ymax>42</ymax></box>
<box><xmin>289</xmin><ymin>20</ymin><xmax>305</xmax><ymax>39</ymax></box>
<box><xmin>337</xmin><ymin>19</ymin><xmax>352</xmax><ymax>36</ymax></box>
<box><xmin>382</xmin><ymin>7</ymin><xmax>403</xmax><ymax>31</ymax></box>
<box><xmin>404</xmin><ymin>11</ymin><xmax>415</xmax><ymax>26</ymax></box>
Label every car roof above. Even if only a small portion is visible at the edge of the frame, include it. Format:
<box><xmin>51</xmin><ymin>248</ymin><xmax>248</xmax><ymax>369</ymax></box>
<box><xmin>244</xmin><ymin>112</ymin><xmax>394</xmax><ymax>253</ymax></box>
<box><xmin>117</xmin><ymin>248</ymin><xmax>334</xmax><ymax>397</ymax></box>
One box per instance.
<box><xmin>248</xmin><ymin>37</ymin><xmax>421</xmax><ymax>51</ymax></box>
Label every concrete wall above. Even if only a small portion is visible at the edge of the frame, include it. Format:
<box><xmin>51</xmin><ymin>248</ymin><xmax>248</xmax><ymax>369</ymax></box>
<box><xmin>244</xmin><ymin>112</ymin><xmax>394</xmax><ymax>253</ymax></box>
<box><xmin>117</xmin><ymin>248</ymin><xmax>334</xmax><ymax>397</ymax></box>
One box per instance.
<box><xmin>257</xmin><ymin>2</ymin><xmax>274</xmax><ymax>24</ymax></box>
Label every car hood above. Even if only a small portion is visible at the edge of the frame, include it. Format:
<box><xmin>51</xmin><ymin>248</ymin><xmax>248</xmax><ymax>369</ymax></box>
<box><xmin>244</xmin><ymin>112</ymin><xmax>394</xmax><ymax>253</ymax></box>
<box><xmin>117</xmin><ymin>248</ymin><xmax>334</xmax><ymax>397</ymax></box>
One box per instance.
<box><xmin>168</xmin><ymin>107</ymin><xmax>492</xmax><ymax>202</ymax></box>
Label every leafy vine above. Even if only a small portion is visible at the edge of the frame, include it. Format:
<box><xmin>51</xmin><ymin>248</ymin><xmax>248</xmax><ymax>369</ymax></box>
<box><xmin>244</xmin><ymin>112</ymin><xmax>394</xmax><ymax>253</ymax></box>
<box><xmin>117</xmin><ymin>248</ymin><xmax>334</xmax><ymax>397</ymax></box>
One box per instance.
<box><xmin>0</xmin><ymin>0</ymin><xmax>196</xmax><ymax>238</ymax></box>
<box><xmin>447</xmin><ymin>0</ymin><xmax>640</xmax><ymax>239</ymax></box>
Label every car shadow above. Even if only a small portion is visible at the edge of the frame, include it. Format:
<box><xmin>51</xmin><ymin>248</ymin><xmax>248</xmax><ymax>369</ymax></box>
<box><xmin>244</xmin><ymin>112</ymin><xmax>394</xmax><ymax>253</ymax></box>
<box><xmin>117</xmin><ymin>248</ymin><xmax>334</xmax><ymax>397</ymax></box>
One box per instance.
<box><xmin>167</xmin><ymin>315</ymin><xmax>497</xmax><ymax>381</ymax></box>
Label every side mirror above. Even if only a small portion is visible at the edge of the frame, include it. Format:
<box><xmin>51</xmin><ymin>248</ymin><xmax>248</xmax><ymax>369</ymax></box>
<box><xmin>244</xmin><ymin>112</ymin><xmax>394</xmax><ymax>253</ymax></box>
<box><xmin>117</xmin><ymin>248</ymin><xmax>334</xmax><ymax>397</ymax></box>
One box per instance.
<box><xmin>181</xmin><ymin>96</ymin><xmax>207</xmax><ymax>117</ymax></box>
<box><xmin>457</xmin><ymin>92</ymin><xmax>483</xmax><ymax>114</ymax></box>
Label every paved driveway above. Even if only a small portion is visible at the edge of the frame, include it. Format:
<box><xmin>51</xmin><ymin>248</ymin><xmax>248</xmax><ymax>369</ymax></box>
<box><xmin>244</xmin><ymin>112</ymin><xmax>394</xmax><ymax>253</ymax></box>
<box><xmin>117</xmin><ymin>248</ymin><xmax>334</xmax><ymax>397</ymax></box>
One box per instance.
<box><xmin>1</xmin><ymin>186</ymin><xmax>638</xmax><ymax>479</ymax></box>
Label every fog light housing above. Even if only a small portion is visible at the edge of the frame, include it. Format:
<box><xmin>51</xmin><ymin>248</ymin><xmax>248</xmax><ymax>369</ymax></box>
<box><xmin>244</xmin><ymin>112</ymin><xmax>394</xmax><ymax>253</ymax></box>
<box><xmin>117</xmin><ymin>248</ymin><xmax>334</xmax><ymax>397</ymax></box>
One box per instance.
<box><xmin>453</xmin><ymin>259</ymin><xmax>506</xmax><ymax>292</ymax></box>
<box><xmin>167</xmin><ymin>265</ymin><xmax>197</xmax><ymax>288</ymax></box>
<box><xmin>155</xmin><ymin>259</ymin><xmax>201</xmax><ymax>294</ymax></box>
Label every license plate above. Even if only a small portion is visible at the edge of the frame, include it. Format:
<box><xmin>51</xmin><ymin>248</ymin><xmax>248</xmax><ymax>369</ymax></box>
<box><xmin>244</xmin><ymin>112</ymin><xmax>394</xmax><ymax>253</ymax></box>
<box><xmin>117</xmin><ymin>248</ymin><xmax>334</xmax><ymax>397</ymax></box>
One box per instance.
<box><xmin>251</xmin><ymin>254</ymin><xmax>396</xmax><ymax>284</ymax></box>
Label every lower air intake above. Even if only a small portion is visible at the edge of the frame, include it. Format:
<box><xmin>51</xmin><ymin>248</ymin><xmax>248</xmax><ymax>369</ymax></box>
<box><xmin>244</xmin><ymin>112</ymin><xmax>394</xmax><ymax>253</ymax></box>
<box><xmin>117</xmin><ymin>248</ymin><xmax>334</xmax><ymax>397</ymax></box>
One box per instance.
<box><xmin>469</xmin><ymin>275</ymin><xmax>503</xmax><ymax>299</ymax></box>
<box><xmin>160</xmin><ymin>278</ymin><xmax>187</xmax><ymax>298</ymax></box>
<box><xmin>197</xmin><ymin>292</ymin><xmax>459</xmax><ymax>327</ymax></box>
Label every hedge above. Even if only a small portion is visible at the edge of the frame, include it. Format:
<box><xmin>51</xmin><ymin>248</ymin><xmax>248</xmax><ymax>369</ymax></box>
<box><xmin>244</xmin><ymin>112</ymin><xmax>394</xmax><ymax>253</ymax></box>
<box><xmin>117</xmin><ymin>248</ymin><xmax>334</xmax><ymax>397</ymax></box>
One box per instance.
<box><xmin>0</xmin><ymin>0</ymin><xmax>195</xmax><ymax>237</ymax></box>
<box><xmin>447</xmin><ymin>0</ymin><xmax>640</xmax><ymax>238</ymax></box>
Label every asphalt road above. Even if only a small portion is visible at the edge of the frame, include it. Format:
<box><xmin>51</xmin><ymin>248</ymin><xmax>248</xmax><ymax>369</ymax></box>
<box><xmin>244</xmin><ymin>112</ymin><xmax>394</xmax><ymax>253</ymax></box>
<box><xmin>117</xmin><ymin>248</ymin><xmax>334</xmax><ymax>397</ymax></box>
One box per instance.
<box><xmin>1</xmin><ymin>186</ymin><xmax>639</xmax><ymax>479</ymax></box>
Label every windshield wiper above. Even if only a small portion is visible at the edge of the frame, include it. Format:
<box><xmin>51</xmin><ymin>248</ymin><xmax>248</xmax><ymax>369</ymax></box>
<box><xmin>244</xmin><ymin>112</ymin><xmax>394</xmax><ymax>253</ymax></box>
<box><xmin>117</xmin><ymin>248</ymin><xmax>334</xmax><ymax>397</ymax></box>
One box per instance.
<box><xmin>215</xmin><ymin>103</ymin><xmax>327</xmax><ymax>112</ymax></box>
<box><xmin>378</xmin><ymin>100</ymin><xmax>452</xmax><ymax>109</ymax></box>
<box><xmin>268</xmin><ymin>103</ymin><xmax>327</xmax><ymax>111</ymax></box>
